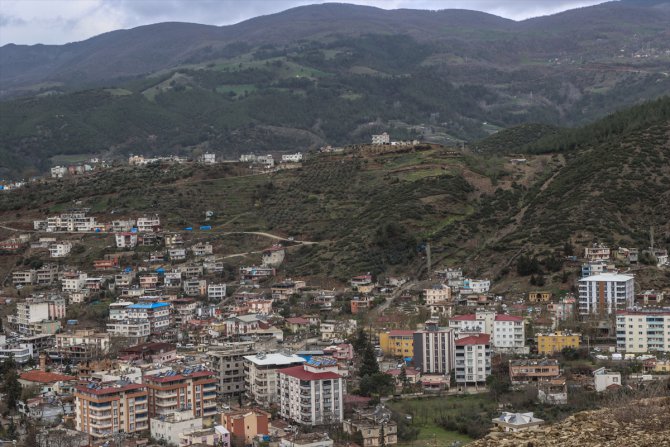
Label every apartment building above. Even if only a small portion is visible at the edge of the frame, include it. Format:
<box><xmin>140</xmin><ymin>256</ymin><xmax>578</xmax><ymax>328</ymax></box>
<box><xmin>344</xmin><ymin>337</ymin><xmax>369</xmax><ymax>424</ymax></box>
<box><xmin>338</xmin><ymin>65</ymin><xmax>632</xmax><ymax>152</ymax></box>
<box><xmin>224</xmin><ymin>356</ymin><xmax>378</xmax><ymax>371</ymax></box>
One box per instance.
<box><xmin>581</xmin><ymin>260</ymin><xmax>617</xmax><ymax>278</ymax></box>
<box><xmin>378</xmin><ymin>330</ymin><xmax>414</xmax><ymax>358</ymax></box>
<box><xmin>413</xmin><ymin>322</ymin><xmax>455</xmax><ymax>375</ymax></box>
<box><xmin>12</xmin><ymin>263</ymin><xmax>60</xmax><ymax>286</ymax></box>
<box><xmin>191</xmin><ymin>242</ymin><xmax>213</xmax><ymax>257</ymax></box>
<box><xmin>584</xmin><ymin>243</ymin><xmax>610</xmax><ymax>262</ymax></box>
<box><xmin>136</xmin><ymin>215</ymin><xmax>161</xmax><ymax>233</ymax></box>
<box><xmin>207</xmin><ymin>283</ymin><xmax>227</xmax><ymax>300</ymax></box>
<box><xmin>221</xmin><ymin>409</ymin><xmax>270</xmax><ymax>446</ymax></box>
<box><xmin>126</xmin><ymin>302</ymin><xmax>172</xmax><ymax>334</ymax></box>
<box><xmin>115</xmin><ymin>232</ymin><xmax>138</xmax><ymax>249</ymax></box>
<box><xmin>424</xmin><ymin>284</ymin><xmax>451</xmax><ymax>305</ymax></box>
<box><xmin>74</xmin><ymin>381</ymin><xmax>149</xmax><ymax>439</ymax></box>
<box><xmin>56</xmin><ymin>329</ymin><xmax>111</xmax><ymax>355</ymax></box>
<box><xmin>528</xmin><ymin>292</ymin><xmax>552</xmax><ymax>303</ymax></box>
<box><xmin>183</xmin><ymin>279</ymin><xmax>207</xmax><ymax>297</ymax></box>
<box><xmin>454</xmin><ymin>334</ymin><xmax>491</xmax><ymax>386</ymax></box>
<box><xmin>46</xmin><ymin>212</ymin><xmax>97</xmax><ymax>232</ymax></box>
<box><xmin>509</xmin><ymin>359</ymin><xmax>560</xmax><ymax>384</ymax></box>
<box><xmin>106</xmin><ymin>320</ymin><xmax>151</xmax><ymax>343</ymax></box>
<box><xmin>62</xmin><ymin>272</ymin><xmax>87</xmax><ymax>292</ymax></box>
<box><xmin>279</xmin><ymin>358</ymin><xmax>344</xmax><ymax>426</ymax></box>
<box><xmin>49</xmin><ymin>241</ymin><xmax>72</xmax><ymax>258</ymax></box>
<box><xmin>244</xmin><ymin>352</ymin><xmax>305</xmax><ymax>405</ymax></box>
<box><xmin>448</xmin><ymin>311</ymin><xmax>525</xmax><ymax>352</ymax></box>
<box><xmin>616</xmin><ymin>309</ymin><xmax>670</xmax><ymax>353</ymax></box>
<box><xmin>537</xmin><ymin>332</ymin><xmax>581</xmax><ymax>355</ymax></box>
<box><xmin>150</xmin><ymin>409</ymin><xmax>203</xmax><ymax>447</ymax></box>
<box><xmin>578</xmin><ymin>273</ymin><xmax>635</xmax><ymax>315</ymax></box>
<box><xmin>208</xmin><ymin>346</ymin><xmax>255</xmax><ymax>399</ymax></box>
<box><xmin>8</xmin><ymin>296</ymin><xmax>66</xmax><ymax>335</ymax></box>
<box><xmin>461</xmin><ymin>279</ymin><xmax>491</xmax><ymax>294</ymax></box>
<box><xmin>144</xmin><ymin>368</ymin><xmax>217</xmax><ymax>419</ymax></box>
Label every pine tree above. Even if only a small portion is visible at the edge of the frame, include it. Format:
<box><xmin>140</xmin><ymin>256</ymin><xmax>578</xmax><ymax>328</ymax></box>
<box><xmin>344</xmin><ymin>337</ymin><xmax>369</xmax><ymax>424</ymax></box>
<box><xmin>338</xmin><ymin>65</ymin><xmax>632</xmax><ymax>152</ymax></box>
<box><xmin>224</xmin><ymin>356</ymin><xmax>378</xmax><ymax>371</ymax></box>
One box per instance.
<box><xmin>359</xmin><ymin>340</ymin><xmax>380</xmax><ymax>378</ymax></box>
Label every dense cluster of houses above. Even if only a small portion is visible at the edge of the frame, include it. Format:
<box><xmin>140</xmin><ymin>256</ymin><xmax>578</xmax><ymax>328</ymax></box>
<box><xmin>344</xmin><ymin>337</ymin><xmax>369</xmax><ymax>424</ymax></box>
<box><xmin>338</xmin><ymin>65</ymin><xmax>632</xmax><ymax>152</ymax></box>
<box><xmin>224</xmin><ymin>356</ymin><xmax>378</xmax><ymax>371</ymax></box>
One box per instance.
<box><xmin>1</xmin><ymin>202</ymin><xmax>670</xmax><ymax>447</ymax></box>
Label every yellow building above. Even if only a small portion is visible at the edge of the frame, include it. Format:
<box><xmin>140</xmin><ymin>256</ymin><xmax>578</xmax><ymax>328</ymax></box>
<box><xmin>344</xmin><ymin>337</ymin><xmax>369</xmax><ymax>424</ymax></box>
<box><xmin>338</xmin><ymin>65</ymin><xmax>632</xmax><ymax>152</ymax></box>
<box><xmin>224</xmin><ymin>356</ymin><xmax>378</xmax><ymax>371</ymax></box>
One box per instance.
<box><xmin>537</xmin><ymin>331</ymin><xmax>581</xmax><ymax>355</ymax></box>
<box><xmin>378</xmin><ymin>330</ymin><xmax>414</xmax><ymax>358</ymax></box>
<box><xmin>528</xmin><ymin>291</ymin><xmax>553</xmax><ymax>303</ymax></box>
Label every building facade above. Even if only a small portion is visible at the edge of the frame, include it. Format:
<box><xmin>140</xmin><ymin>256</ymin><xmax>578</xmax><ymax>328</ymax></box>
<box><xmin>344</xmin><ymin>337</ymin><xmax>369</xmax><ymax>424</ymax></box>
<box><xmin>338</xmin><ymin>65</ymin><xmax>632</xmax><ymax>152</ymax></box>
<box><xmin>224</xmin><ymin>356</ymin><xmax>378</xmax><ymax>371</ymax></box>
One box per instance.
<box><xmin>616</xmin><ymin>310</ymin><xmax>670</xmax><ymax>353</ymax></box>
<box><xmin>454</xmin><ymin>334</ymin><xmax>491</xmax><ymax>386</ymax></box>
<box><xmin>412</xmin><ymin>325</ymin><xmax>455</xmax><ymax>375</ymax></box>
<box><xmin>537</xmin><ymin>332</ymin><xmax>581</xmax><ymax>355</ymax></box>
<box><xmin>279</xmin><ymin>358</ymin><xmax>344</xmax><ymax>426</ymax></box>
<box><xmin>244</xmin><ymin>353</ymin><xmax>305</xmax><ymax>405</ymax></box>
<box><xmin>578</xmin><ymin>273</ymin><xmax>634</xmax><ymax>315</ymax></box>
<box><xmin>144</xmin><ymin>368</ymin><xmax>217</xmax><ymax>420</ymax></box>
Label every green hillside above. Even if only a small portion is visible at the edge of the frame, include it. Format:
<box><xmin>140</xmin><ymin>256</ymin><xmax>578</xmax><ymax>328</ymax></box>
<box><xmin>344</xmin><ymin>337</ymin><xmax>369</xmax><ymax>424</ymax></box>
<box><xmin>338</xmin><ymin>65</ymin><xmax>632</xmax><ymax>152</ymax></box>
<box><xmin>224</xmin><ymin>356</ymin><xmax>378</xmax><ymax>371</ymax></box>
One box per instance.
<box><xmin>2</xmin><ymin>2</ymin><xmax>670</xmax><ymax>177</ymax></box>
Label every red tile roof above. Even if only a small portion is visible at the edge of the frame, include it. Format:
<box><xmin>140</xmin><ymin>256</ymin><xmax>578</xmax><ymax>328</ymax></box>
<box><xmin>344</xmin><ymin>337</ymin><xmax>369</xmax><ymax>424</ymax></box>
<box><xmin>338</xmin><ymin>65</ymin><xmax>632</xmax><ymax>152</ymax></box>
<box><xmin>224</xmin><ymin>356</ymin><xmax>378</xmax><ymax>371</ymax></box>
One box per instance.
<box><xmin>450</xmin><ymin>314</ymin><xmax>476</xmax><ymax>321</ymax></box>
<box><xmin>75</xmin><ymin>382</ymin><xmax>146</xmax><ymax>395</ymax></box>
<box><xmin>455</xmin><ymin>334</ymin><xmax>491</xmax><ymax>346</ymax></box>
<box><xmin>285</xmin><ymin>317</ymin><xmax>310</xmax><ymax>325</ymax></box>
<box><xmin>279</xmin><ymin>365</ymin><xmax>341</xmax><ymax>381</ymax></box>
<box><xmin>495</xmin><ymin>315</ymin><xmax>523</xmax><ymax>322</ymax></box>
<box><xmin>20</xmin><ymin>370</ymin><xmax>76</xmax><ymax>383</ymax></box>
<box><xmin>387</xmin><ymin>330</ymin><xmax>414</xmax><ymax>336</ymax></box>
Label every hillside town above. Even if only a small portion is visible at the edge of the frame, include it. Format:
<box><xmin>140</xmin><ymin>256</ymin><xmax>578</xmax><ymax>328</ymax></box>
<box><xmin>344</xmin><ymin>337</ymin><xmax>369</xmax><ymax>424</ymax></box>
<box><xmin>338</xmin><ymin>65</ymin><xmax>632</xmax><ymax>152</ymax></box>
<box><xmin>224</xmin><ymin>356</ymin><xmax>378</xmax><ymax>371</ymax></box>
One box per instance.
<box><xmin>0</xmin><ymin>184</ymin><xmax>669</xmax><ymax>447</ymax></box>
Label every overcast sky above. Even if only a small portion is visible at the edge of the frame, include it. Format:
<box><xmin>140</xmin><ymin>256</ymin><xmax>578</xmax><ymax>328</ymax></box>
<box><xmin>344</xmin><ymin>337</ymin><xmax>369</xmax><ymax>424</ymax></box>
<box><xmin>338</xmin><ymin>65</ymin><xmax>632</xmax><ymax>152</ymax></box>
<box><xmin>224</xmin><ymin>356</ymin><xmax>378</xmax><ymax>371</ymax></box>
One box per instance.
<box><xmin>0</xmin><ymin>0</ymin><xmax>610</xmax><ymax>46</ymax></box>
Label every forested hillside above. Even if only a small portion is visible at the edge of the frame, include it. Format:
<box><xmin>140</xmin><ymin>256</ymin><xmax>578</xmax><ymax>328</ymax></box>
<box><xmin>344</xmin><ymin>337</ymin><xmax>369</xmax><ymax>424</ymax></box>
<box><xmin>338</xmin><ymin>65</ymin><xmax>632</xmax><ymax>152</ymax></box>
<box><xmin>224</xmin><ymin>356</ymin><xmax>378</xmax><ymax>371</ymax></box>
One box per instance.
<box><xmin>1</xmin><ymin>2</ymin><xmax>670</xmax><ymax>177</ymax></box>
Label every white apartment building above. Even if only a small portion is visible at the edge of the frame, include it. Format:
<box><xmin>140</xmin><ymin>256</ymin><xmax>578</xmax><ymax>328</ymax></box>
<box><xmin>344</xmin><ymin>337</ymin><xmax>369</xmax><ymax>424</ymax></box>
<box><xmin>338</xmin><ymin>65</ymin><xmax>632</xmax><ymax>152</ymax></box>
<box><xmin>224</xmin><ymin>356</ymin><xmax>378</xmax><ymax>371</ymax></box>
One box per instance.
<box><xmin>281</xmin><ymin>153</ymin><xmax>303</xmax><ymax>163</ymax></box>
<box><xmin>413</xmin><ymin>324</ymin><xmax>455</xmax><ymax>375</ymax></box>
<box><xmin>448</xmin><ymin>311</ymin><xmax>525</xmax><ymax>352</ymax></box>
<box><xmin>616</xmin><ymin>310</ymin><xmax>670</xmax><ymax>353</ymax></box>
<box><xmin>201</xmin><ymin>152</ymin><xmax>216</xmax><ymax>164</ymax></box>
<box><xmin>51</xmin><ymin>166</ymin><xmax>67</xmax><ymax>178</ymax></box>
<box><xmin>106</xmin><ymin>320</ymin><xmax>151</xmax><ymax>340</ymax></box>
<box><xmin>150</xmin><ymin>410</ymin><xmax>203</xmax><ymax>446</ymax></box>
<box><xmin>62</xmin><ymin>273</ymin><xmax>87</xmax><ymax>292</ymax></box>
<box><xmin>279</xmin><ymin>358</ymin><xmax>344</xmax><ymax>426</ymax></box>
<box><xmin>111</xmin><ymin>219</ymin><xmax>136</xmax><ymax>232</ymax></box>
<box><xmin>115</xmin><ymin>232</ymin><xmax>138</xmax><ymax>249</ymax></box>
<box><xmin>244</xmin><ymin>352</ymin><xmax>305</xmax><ymax>405</ymax></box>
<box><xmin>136</xmin><ymin>215</ymin><xmax>161</xmax><ymax>233</ymax></box>
<box><xmin>371</xmin><ymin>132</ymin><xmax>390</xmax><ymax>145</ymax></box>
<box><xmin>424</xmin><ymin>284</ymin><xmax>451</xmax><ymax>305</ymax></box>
<box><xmin>454</xmin><ymin>334</ymin><xmax>491</xmax><ymax>385</ymax></box>
<box><xmin>126</xmin><ymin>302</ymin><xmax>171</xmax><ymax>333</ymax></box>
<box><xmin>207</xmin><ymin>283</ymin><xmax>227</xmax><ymax>300</ymax></box>
<box><xmin>169</xmin><ymin>248</ymin><xmax>187</xmax><ymax>260</ymax></box>
<box><xmin>461</xmin><ymin>278</ymin><xmax>491</xmax><ymax>294</ymax></box>
<box><xmin>46</xmin><ymin>212</ymin><xmax>97</xmax><ymax>232</ymax></box>
<box><xmin>578</xmin><ymin>273</ymin><xmax>635</xmax><ymax>315</ymax></box>
<box><xmin>191</xmin><ymin>242</ymin><xmax>213</xmax><ymax>257</ymax></box>
<box><xmin>9</xmin><ymin>296</ymin><xmax>66</xmax><ymax>335</ymax></box>
<box><xmin>108</xmin><ymin>301</ymin><xmax>133</xmax><ymax>320</ymax></box>
<box><xmin>0</xmin><ymin>340</ymin><xmax>34</xmax><ymax>364</ymax></box>
<box><xmin>49</xmin><ymin>242</ymin><xmax>72</xmax><ymax>258</ymax></box>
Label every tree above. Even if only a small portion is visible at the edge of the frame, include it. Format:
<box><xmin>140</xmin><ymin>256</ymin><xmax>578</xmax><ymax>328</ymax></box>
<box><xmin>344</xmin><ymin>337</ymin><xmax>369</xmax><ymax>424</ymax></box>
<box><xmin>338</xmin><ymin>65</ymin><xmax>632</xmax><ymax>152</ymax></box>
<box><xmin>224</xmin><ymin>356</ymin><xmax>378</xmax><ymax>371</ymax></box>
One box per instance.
<box><xmin>353</xmin><ymin>328</ymin><xmax>368</xmax><ymax>356</ymax></box>
<box><xmin>359</xmin><ymin>342</ymin><xmax>380</xmax><ymax>378</ymax></box>
<box><xmin>2</xmin><ymin>369</ymin><xmax>21</xmax><ymax>410</ymax></box>
<box><xmin>399</xmin><ymin>365</ymin><xmax>408</xmax><ymax>387</ymax></box>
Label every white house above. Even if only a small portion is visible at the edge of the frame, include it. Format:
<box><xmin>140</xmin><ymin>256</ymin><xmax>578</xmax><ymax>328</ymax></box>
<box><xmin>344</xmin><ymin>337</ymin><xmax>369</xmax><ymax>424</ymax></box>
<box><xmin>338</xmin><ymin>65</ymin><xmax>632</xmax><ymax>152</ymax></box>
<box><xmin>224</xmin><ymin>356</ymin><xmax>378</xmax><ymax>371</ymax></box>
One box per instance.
<box><xmin>593</xmin><ymin>367</ymin><xmax>621</xmax><ymax>392</ymax></box>
<box><xmin>201</xmin><ymin>152</ymin><xmax>216</xmax><ymax>164</ymax></box>
<box><xmin>49</xmin><ymin>242</ymin><xmax>72</xmax><ymax>258</ymax></box>
<box><xmin>281</xmin><ymin>153</ymin><xmax>303</xmax><ymax>163</ymax></box>
<box><xmin>136</xmin><ymin>215</ymin><xmax>161</xmax><ymax>233</ymax></box>
<box><xmin>207</xmin><ymin>283</ymin><xmax>227</xmax><ymax>300</ymax></box>
<box><xmin>371</xmin><ymin>132</ymin><xmax>390</xmax><ymax>145</ymax></box>
<box><xmin>150</xmin><ymin>409</ymin><xmax>203</xmax><ymax>446</ymax></box>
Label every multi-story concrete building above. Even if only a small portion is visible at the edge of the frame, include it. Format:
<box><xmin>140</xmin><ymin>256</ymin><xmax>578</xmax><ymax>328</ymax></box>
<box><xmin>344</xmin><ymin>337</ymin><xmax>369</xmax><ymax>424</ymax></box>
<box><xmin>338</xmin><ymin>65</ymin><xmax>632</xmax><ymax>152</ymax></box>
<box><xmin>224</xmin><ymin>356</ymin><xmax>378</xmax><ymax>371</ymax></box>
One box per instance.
<box><xmin>584</xmin><ymin>243</ymin><xmax>610</xmax><ymax>262</ymax></box>
<box><xmin>106</xmin><ymin>320</ymin><xmax>151</xmax><ymax>343</ymax></box>
<box><xmin>46</xmin><ymin>212</ymin><xmax>97</xmax><ymax>232</ymax></box>
<box><xmin>126</xmin><ymin>302</ymin><xmax>172</xmax><ymax>334</ymax></box>
<box><xmin>136</xmin><ymin>215</ymin><xmax>161</xmax><ymax>233</ymax></box>
<box><xmin>56</xmin><ymin>329</ymin><xmax>111</xmax><ymax>355</ymax></box>
<box><xmin>413</xmin><ymin>322</ymin><xmax>455</xmax><ymax>375</ymax></box>
<box><xmin>578</xmin><ymin>273</ymin><xmax>635</xmax><ymax>315</ymax></box>
<box><xmin>221</xmin><ymin>409</ymin><xmax>270</xmax><ymax>446</ymax></box>
<box><xmin>244</xmin><ymin>352</ymin><xmax>305</xmax><ymax>405</ymax></box>
<box><xmin>150</xmin><ymin>409</ymin><xmax>203</xmax><ymax>446</ymax></box>
<box><xmin>144</xmin><ymin>368</ymin><xmax>217</xmax><ymax>420</ymax></box>
<box><xmin>281</xmin><ymin>153</ymin><xmax>303</xmax><ymax>163</ymax></box>
<box><xmin>448</xmin><ymin>311</ymin><xmax>525</xmax><ymax>353</ymax></box>
<box><xmin>424</xmin><ymin>284</ymin><xmax>451</xmax><ymax>305</ymax></box>
<box><xmin>537</xmin><ymin>331</ymin><xmax>581</xmax><ymax>355</ymax></box>
<box><xmin>454</xmin><ymin>334</ymin><xmax>491</xmax><ymax>386</ymax></box>
<box><xmin>0</xmin><ymin>338</ymin><xmax>34</xmax><ymax>364</ymax></box>
<box><xmin>581</xmin><ymin>260</ymin><xmax>617</xmax><ymax>278</ymax></box>
<box><xmin>207</xmin><ymin>283</ymin><xmax>227</xmax><ymax>300</ymax></box>
<box><xmin>460</xmin><ymin>279</ymin><xmax>491</xmax><ymax>294</ymax></box>
<box><xmin>378</xmin><ymin>330</ymin><xmax>414</xmax><ymax>358</ymax></box>
<box><xmin>8</xmin><ymin>296</ymin><xmax>66</xmax><ymax>335</ymax></box>
<box><xmin>49</xmin><ymin>241</ymin><xmax>72</xmax><ymax>258</ymax></box>
<box><xmin>279</xmin><ymin>358</ymin><xmax>344</xmax><ymax>426</ymax></box>
<box><xmin>74</xmin><ymin>381</ymin><xmax>149</xmax><ymax>439</ymax></box>
<box><xmin>509</xmin><ymin>359</ymin><xmax>560</xmax><ymax>384</ymax></box>
<box><xmin>616</xmin><ymin>309</ymin><xmax>670</xmax><ymax>353</ymax></box>
<box><xmin>371</xmin><ymin>132</ymin><xmax>390</xmax><ymax>145</ymax></box>
<box><xmin>208</xmin><ymin>345</ymin><xmax>255</xmax><ymax>399</ymax></box>
<box><xmin>115</xmin><ymin>232</ymin><xmax>138</xmax><ymax>249</ymax></box>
